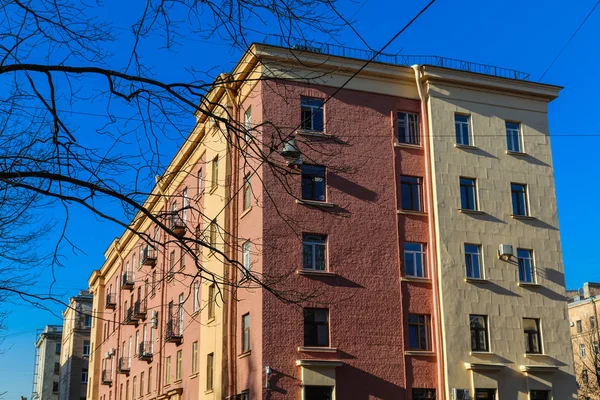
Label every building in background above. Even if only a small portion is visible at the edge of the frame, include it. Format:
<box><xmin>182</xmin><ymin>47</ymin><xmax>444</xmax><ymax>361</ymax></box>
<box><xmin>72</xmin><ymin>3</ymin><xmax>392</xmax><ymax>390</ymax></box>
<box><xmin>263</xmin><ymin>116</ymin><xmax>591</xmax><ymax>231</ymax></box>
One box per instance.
<box><xmin>32</xmin><ymin>325</ymin><xmax>63</xmax><ymax>400</ymax></box>
<box><xmin>59</xmin><ymin>290</ymin><xmax>93</xmax><ymax>400</ymax></box>
<box><xmin>568</xmin><ymin>282</ymin><xmax>600</xmax><ymax>399</ymax></box>
<box><xmin>87</xmin><ymin>38</ymin><xmax>576</xmax><ymax>400</ymax></box>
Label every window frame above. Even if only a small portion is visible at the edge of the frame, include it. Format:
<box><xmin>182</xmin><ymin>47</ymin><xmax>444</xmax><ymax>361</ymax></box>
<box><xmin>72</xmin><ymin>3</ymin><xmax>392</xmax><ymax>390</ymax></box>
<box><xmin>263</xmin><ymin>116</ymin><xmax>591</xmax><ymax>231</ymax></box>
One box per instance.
<box><xmin>192</xmin><ymin>342</ymin><xmax>198</xmax><ymax>374</ymax></box>
<box><xmin>404</xmin><ymin>242</ymin><xmax>427</xmax><ymax>278</ymax></box>
<box><xmin>511</xmin><ymin>183</ymin><xmax>529</xmax><ymax>216</ymax></box>
<box><xmin>455</xmin><ymin>114</ymin><xmax>472</xmax><ymax>146</ymax></box>
<box><xmin>211</xmin><ymin>155</ymin><xmax>219</xmax><ymax>191</ymax></box>
<box><xmin>193</xmin><ymin>282</ymin><xmax>200</xmax><ymax>313</ymax></box>
<box><xmin>207</xmin><ymin>284</ymin><xmax>215</xmax><ymax>319</ymax></box>
<box><xmin>407</xmin><ymin>313</ymin><xmax>432</xmax><ymax>351</ymax></box>
<box><xmin>576</xmin><ymin>320</ymin><xmax>583</xmax><ymax>333</ymax></box>
<box><xmin>412</xmin><ymin>388</ymin><xmax>436</xmax><ymax>399</ymax></box>
<box><xmin>397</xmin><ymin>111</ymin><xmax>420</xmax><ymax>145</ymax></box>
<box><xmin>302</xmin><ymin>234</ymin><xmax>327</xmax><ymax>272</ymax></box>
<box><xmin>459</xmin><ymin>177</ymin><xmax>478</xmax><ymax>211</ymax></box>
<box><xmin>506</xmin><ymin>121</ymin><xmax>522</xmax><ymax>153</ymax></box>
<box><xmin>517</xmin><ymin>248</ymin><xmax>535</xmax><ymax>283</ymax></box>
<box><xmin>242</xmin><ymin>313</ymin><xmax>251</xmax><ymax>353</ymax></box>
<box><xmin>524</xmin><ymin>318</ymin><xmax>543</xmax><ymax>354</ymax></box>
<box><xmin>400</xmin><ymin>175</ymin><xmax>423</xmax><ymax>212</ymax></box>
<box><xmin>580</xmin><ymin>343</ymin><xmax>586</xmax><ymax>358</ymax></box>
<box><xmin>465</xmin><ymin>244</ymin><xmax>483</xmax><ymax>279</ymax></box>
<box><xmin>303</xmin><ymin>308</ymin><xmax>330</xmax><ymax>347</ymax></box>
<box><xmin>244</xmin><ymin>106</ymin><xmax>252</xmax><ymax>143</ymax></box>
<box><xmin>176</xmin><ymin>350</ymin><xmax>182</xmax><ymax>381</ymax></box>
<box><xmin>206</xmin><ymin>353</ymin><xmax>214</xmax><ymax>391</ymax></box>
<box><xmin>165</xmin><ymin>356</ymin><xmax>171</xmax><ymax>385</ymax></box>
<box><xmin>470</xmin><ymin>314</ymin><xmax>489</xmax><ymax>352</ymax></box>
<box><xmin>243</xmin><ymin>174</ymin><xmax>252</xmax><ymax>211</ymax></box>
<box><xmin>301</xmin><ymin>165</ymin><xmax>326</xmax><ymax>202</ymax></box>
<box><xmin>83</xmin><ymin>340</ymin><xmax>90</xmax><ymax>357</ymax></box>
<box><xmin>300</xmin><ymin>97</ymin><xmax>324</xmax><ymax>132</ymax></box>
<box><xmin>242</xmin><ymin>240</ymin><xmax>251</xmax><ymax>274</ymax></box>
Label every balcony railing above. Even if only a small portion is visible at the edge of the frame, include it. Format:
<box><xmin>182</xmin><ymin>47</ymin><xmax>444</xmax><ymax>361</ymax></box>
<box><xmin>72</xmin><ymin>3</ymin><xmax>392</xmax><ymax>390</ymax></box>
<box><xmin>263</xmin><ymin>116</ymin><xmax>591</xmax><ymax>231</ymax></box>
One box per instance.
<box><xmin>165</xmin><ymin>318</ymin><xmax>183</xmax><ymax>344</ymax></box>
<box><xmin>170</xmin><ymin>213</ymin><xmax>186</xmax><ymax>236</ymax></box>
<box><xmin>117</xmin><ymin>357</ymin><xmax>130</xmax><ymax>374</ymax></box>
<box><xmin>121</xmin><ymin>272</ymin><xmax>134</xmax><ymax>290</ymax></box>
<box><xmin>141</xmin><ymin>245</ymin><xmax>157</xmax><ymax>267</ymax></box>
<box><xmin>134</xmin><ymin>299</ymin><xmax>147</xmax><ymax>319</ymax></box>
<box><xmin>261</xmin><ymin>34</ymin><xmax>531</xmax><ymax>81</ymax></box>
<box><xmin>105</xmin><ymin>293</ymin><xmax>116</xmax><ymax>309</ymax></box>
<box><xmin>123</xmin><ymin>307</ymin><xmax>138</xmax><ymax>326</ymax></box>
<box><xmin>138</xmin><ymin>342</ymin><xmax>153</xmax><ymax>362</ymax></box>
<box><xmin>101</xmin><ymin>369</ymin><xmax>113</xmax><ymax>385</ymax></box>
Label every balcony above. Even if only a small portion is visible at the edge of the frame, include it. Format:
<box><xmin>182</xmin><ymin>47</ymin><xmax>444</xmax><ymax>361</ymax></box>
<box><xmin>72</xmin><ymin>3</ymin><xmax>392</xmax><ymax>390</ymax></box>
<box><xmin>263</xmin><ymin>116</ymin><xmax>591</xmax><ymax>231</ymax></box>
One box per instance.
<box><xmin>117</xmin><ymin>357</ymin><xmax>130</xmax><ymax>374</ymax></box>
<box><xmin>141</xmin><ymin>245</ymin><xmax>157</xmax><ymax>267</ymax></box>
<box><xmin>134</xmin><ymin>299</ymin><xmax>147</xmax><ymax>320</ymax></box>
<box><xmin>121</xmin><ymin>272</ymin><xmax>134</xmax><ymax>290</ymax></box>
<box><xmin>170</xmin><ymin>214</ymin><xmax>186</xmax><ymax>236</ymax></box>
<box><xmin>123</xmin><ymin>307</ymin><xmax>138</xmax><ymax>326</ymax></box>
<box><xmin>165</xmin><ymin>318</ymin><xmax>183</xmax><ymax>344</ymax></box>
<box><xmin>138</xmin><ymin>342</ymin><xmax>153</xmax><ymax>362</ymax></box>
<box><xmin>105</xmin><ymin>293</ymin><xmax>116</xmax><ymax>309</ymax></box>
<box><xmin>101</xmin><ymin>369</ymin><xmax>113</xmax><ymax>385</ymax></box>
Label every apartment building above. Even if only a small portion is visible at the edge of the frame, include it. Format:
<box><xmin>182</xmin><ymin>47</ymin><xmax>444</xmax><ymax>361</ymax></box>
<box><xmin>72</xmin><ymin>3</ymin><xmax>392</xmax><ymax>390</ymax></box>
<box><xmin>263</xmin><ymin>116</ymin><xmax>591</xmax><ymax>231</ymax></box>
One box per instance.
<box><xmin>32</xmin><ymin>325</ymin><xmax>63</xmax><ymax>400</ymax></box>
<box><xmin>87</xmin><ymin>37</ymin><xmax>576</xmax><ymax>400</ymax></box>
<box><xmin>568</xmin><ymin>282</ymin><xmax>600</xmax><ymax>399</ymax></box>
<box><xmin>59</xmin><ymin>290</ymin><xmax>93</xmax><ymax>400</ymax></box>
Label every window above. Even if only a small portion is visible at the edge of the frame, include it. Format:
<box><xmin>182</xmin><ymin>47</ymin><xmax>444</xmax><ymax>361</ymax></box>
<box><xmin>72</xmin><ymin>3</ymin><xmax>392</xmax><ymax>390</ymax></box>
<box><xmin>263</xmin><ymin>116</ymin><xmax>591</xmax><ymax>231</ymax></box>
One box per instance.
<box><xmin>304</xmin><ymin>308</ymin><xmax>329</xmax><ymax>347</ymax></box>
<box><xmin>594</xmin><ymin>341</ymin><xmax>599</xmax><ymax>354</ymax></box>
<box><xmin>397</xmin><ymin>112</ymin><xmax>419</xmax><ymax>145</ymax></box>
<box><xmin>412</xmin><ymin>389</ymin><xmax>436</xmax><ymax>399</ymax></box>
<box><xmin>529</xmin><ymin>390</ymin><xmax>549</xmax><ymax>400</ymax></box>
<box><xmin>195</xmin><ymin>225</ymin><xmax>201</xmax><ymax>252</ymax></box>
<box><xmin>182</xmin><ymin>188</ymin><xmax>188</xmax><ymax>223</ymax></box>
<box><xmin>506</xmin><ymin>121</ymin><xmax>522</xmax><ymax>153</ymax></box>
<box><xmin>460</xmin><ymin>177</ymin><xmax>477</xmax><ymax>211</ymax></box>
<box><xmin>206</xmin><ymin>353</ymin><xmax>214</xmax><ymax>391</ymax></box>
<box><xmin>165</xmin><ymin>356</ymin><xmax>171</xmax><ymax>385</ymax></box>
<box><xmin>169</xmin><ymin>250</ymin><xmax>175</xmax><ymax>278</ymax></box>
<box><xmin>305</xmin><ymin>386</ymin><xmax>333</xmax><ymax>399</ymax></box>
<box><xmin>211</xmin><ymin>155</ymin><xmax>219</xmax><ymax>190</ymax></box>
<box><xmin>580</xmin><ymin>343</ymin><xmax>586</xmax><ymax>358</ymax></box>
<box><xmin>474</xmin><ymin>389</ymin><xmax>496</xmax><ymax>399</ymax></box>
<box><xmin>242</xmin><ymin>313</ymin><xmax>250</xmax><ymax>353</ymax></box>
<box><xmin>193</xmin><ymin>282</ymin><xmax>200</xmax><ymax>313</ymax></box>
<box><xmin>583</xmin><ymin>369</ymin><xmax>589</xmax><ymax>384</ymax></box>
<box><xmin>176</xmin><ymin>350</ymin><xmax>182</xmax><ymax>381</ymax></box>
<box><xmin>301</xmin><ymin>165</ymin><xmax>326</xmax><ymax>201</ymax></box>
<box><xmin>53</xmin><ymin>382</ymin><xmax>59</xmax><ymax>393</ymax></box>
<box><xmin>132</xmin><ymin>376</ymin><xmax>136</xmax><ymax>398</ymax></box>
<box><xmin>455</xmin><ymin>114</ymin><xmax>471</xmax><ymax>146</ymax></box>
<box><xmin>147</xmin><ymin>367</ymin><xmax>152</xmax><ymax>394</ymax></box>
<box><xmin>301</xmin><ymin>97</ymin><xmax>324</xmax><ymax>131</ymax></box>
<box><xmin>82</xmin><ymin>368</ymin><xmax>88</xmax><ymax>383</ymax></box>
<box><xmin>302</xmin><ymin>234</ymin><xmax>327</xmax><ymax>271</ymax></box>
<box><xmin>208</xmin><ymin>284</ymin><xmax>215</xmax><ymax>319</ymax></box>
<box><xmin>209</xmin><ymin>220</ymin><xmax>217</xmax><ymax>248</ymax></box>
<box><xmin>511</xmin><ymin>183</ymin><xmax>528</xmax><ymax>216</ymax></box>
<box><xmin>400</xmin><ymin>176</ymin><xmax>422</xmax><ymax>211</ymax></box>
<box><xmin>83</xmin><ymin>340</ymin><xmax>90</xmax><ymax>356</ymax></box>
<box><xmin>243</xmin><ymin>174</ymin><xmax>251</xmax><ymax>210</ymax></box>
<box><xmin>140</xmin><ymin>372</ymin><xmax>144</xmax><ymax>398</ymax></box>
<box><xmin>178</xmin><ymin>293</ymin><xmax>184</xmax><ymax>335</ymax></box>
<box><xmin>470</xmin><ymin>315</ymin><xmax>489</xmax><ymax>352</ymax></box>
<box><xmin>524</xmin><ymin>318</ymin><xmax>542</xmax><ymax>354</ymax></box>
<box><xmin>404</xmin><ymin>243</ymin><xmax>426</xmax><ymax>278</ymax></box>
<box><xmin>179</xmin><ymin>247</ymin><xmax>185</xmax><ymax>270</ymax></box>
<box><xmin>55</xmin><ymin>343</ymin><xmax>61</xmax><ymax>354</ymax></box>
<box><xmin>244</xmin><ymin>107</ymin><xmax>252</xmax><ymax>142</ymax></box>
<box><xmin>591</xmin><ymin>316</ymin><xmax>596</xmax><ymax>329</ymax></box>
<box><xmin>54</xmin><ymin>362</ymin><xmax>60</xmax><ymax>375</ymax></box>
<box><xmin>240</xmin><ymin>389</ymin><xmax>250</xmax><ymax>400</ymax></box>
<box><xmin>151</xmin><ymin>271</ymin><xmax>156</xmax><ymax>296</ymax></box>
<box><xmin>242</xmin><ymin>241</ymin><xmax>251</xmax><ymax>274</ymax></box>
<box><xmin>407</xmin><ymin>314</ymin><xmax>432</xmax><ymax>351</ymax></box>
<box><xmin>84</xmin><ymin>314</ymin><xmax>92</xmax><ymax>328</ymax></box>
<box><xmin>517</xmin><ymin>248</ymin><xmax>534</xmax><ymax>283</ymax></box>
<box><xmin>192</xmin><ymin>342</ymin><xmax>198</xmax><ymax>374</ymax></box>
<box><xmin>577</xmin><ymin>320</ymin><xmax>583</xmax><ymax>333</ymax></box>
<box><xmin>465</xmin><ymin>244</ymin><xmax>482</xmax><ymax>279</ymax></box>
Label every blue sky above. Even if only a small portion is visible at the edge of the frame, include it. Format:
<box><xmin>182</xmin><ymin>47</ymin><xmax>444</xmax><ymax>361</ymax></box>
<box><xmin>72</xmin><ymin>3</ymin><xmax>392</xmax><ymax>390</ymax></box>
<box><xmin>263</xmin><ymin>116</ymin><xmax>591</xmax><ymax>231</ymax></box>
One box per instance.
<box><xmin>2</xmin><ymin>0</ymin><xmax>600</xmax><ymax>397</ymax></box>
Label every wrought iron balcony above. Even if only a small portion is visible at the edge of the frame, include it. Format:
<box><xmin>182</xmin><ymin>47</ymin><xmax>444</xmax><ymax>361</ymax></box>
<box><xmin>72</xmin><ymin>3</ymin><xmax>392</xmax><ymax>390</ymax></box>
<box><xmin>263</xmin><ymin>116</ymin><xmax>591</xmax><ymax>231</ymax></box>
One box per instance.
<box><xmin>123</xmin><ymin>307</ymin><xmax>138</xmax><ymax>326</ymax></box>
<box><xmin>134</xmin><ymin>299</ymin><xmax>147</xmax><ymax>319</ymax></box>
<box><xmin>141</xmin><ymin>245</ymin><xmax>157</xmax><ymax>267</ymax></box>
<box><xmin>170</xmin><ymin>213</ymin><xmax>186</xmax><ymax>236</ymax></box>
<box><xmin>105</xmin><ymin>293</ymin><xmax>116</xmax><ymax>309</ymax></box>
<box><xmin>101</xmin><ymin>369</ymin><xmax>113</xmax><ymax>385</ymax></box>
<box><xmin>138</xmin><ymin>341</ymin><xmax>153</xmax><ymax>362</ymax></box>
<box><xmin>165</xmin><ymin>318</ymin><xmax>183</xmax><ymax>344</ymax></box>
<box><xmin>117</xmin><ymin>357</ymin><xmax>130</xmax><ymax>374</ymax></box>
<box><xmin>121</xmin><ymin>272</ymin><xmax>134</xmax><ymax>290</ymax></box>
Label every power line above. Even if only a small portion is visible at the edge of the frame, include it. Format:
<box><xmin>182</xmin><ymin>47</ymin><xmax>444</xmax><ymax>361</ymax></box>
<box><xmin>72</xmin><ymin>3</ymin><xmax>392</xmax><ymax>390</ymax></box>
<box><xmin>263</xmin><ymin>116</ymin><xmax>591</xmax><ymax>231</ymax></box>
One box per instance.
<box><xmin>538</xmin><ymin>0</ymin><xmax>600</xmax><ymax>81</ymax></box>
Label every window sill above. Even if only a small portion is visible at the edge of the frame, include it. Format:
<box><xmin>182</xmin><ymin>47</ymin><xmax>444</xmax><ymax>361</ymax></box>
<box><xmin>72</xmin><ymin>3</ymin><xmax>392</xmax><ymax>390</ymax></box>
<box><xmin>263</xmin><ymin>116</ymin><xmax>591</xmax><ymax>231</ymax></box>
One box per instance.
<box><xmin>297</xmin><ymin>270</ymin><xmax>336</xmax><ymax>277</ymax></box>
<box><xmin>404</xmin><ymin>350</ymin><xmax>435</xmax><ymax>357</ymax></box>
<box><xmin>397</xmin><ymin>209</ymin><xmax>427</xmax><ymax>216</ymax></box>
<box><xmin>458</xmin><ymin>209</ymin><xmax>485</xmax><ymax>215</ymax></box>
<box><xmin>297</xmin><ymin>346</ymin><xmax>338</xmax><ymax>353</ymax></box>
<box><xmin>510</xmin><ymin>214</ymin><xmax>535</xmax><ymax>220</ymax></box>
<box><xmin>401</xmin><ymin>276</ymin><xmax>432</xmax><ymax>283</ymax></box>
<box><xmin>506</xmin><ymin>150</ymin><xmax>528</xmax><ymax>157</ymax></box>
<box><xmin>209</xmin><ymin>186</ymin><xmax>218</xmax><ymax>195</ymax></box>
<box><xmin>394</xmin><ymin>142</ymin><xmax>422</xmax><ymax>150</ymax></box>
<box><xmin>240</xmin><ymin>207</ymin><xmax>252</xmax><ymax>219</ymax></box>
<box><xmin>295</xmin><ymin>199</ymin><xmax>335</xmax><ymax>208</ymax></box>
<box><xmin>296</xmin><ymin>130</ymin><xmax>337</xmax><ymax>140</ymax></box>
<box><xmin>174</xmin><ymin>379</ymin><xmax>182</xmax><ymax>384</ymax></box>
<box><xmin>524</xmin><ymin>353</ymin><xmax>548</xmax><ymax>358</ymax></box>
<box><xmin>204</xmin><ymin>390</ymin><xmax>214</xmax><ymax>395</ymax></box>
<box><xmin>189</xmin><ymin>373</ymin><xmax>199</xmax><ymax>379</ymax></box>
<box><xmin>191</xmin><ymin>310</ymin><xmax>200</xmax><ymax>318</ymax></box>
<box><xmin>454</xmin><ymin>144</ymin><xmax>478</xmax><ymax>150</ymax></box>
<box><xmin>519</xmin><ymin>282</ymin><xmax>542</xmax><ymax>288</ymax></box>
<box><xmin>465</xmin><ymin>278</ymin><xmax>490</xmax><ymax>284</ymax></box>
<box><xmin>207</xmin><ymin>317</ymin><xmax>215</xmax><ymax>324</ymax></box>
<box><xmin>238</xmin><ymin>351</ymin><xmax>251</xmax><ymax>359</ymax></box>
<box><xmin>469</xmin><ymin>351</ymin><xmax>494</xmax><ymax>356</ymax></box>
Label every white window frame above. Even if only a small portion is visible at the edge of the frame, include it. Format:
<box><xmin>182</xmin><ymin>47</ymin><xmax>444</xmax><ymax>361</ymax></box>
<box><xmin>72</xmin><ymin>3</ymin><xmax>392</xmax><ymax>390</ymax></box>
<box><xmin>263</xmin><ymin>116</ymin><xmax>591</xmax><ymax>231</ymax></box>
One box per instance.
<box><xmin>301</xmin><ymin>97</ymin><xmax>324</xmax><ymax>131</ymax></box>
<box><xmin>404</xmin><ymin>243</ymin><xmax>427</xmax><ymax>278</ymax></box>
<box><xmin>455</xmin><ymin>114</ymin><xmax>472</xmax><ymax>146</ymax></box>
<box><xmin>244</xmin><ymin>107</ymin><xmax>252</xmax><ymax>143</ymax></box>
<box><xmin>302</xmin><ymin>234</ymin><xmax>327</xmax><ymax>271</ymax></box>
<box><xmin>242</xmin><ymin>241</ymin><xmax>251</xmax><ymax>274</ymax></box>
<box><xmin>193</xmin><ymin>282</ymin><xmax>200</xmax><ymax>313</ymax></box>
<box><xmin>198</xmin><ymin>168</ymin><xmax>203</xmax><ymax>195</ymax></box>
<box><xmin>83</xmin><ymin>340</ymin><xmax>90</xmax><ymax>356</ymax></box>
<box><xmin>397</xmin><ymin>112</ymin><xmax>420</xmax><ymax>145</ymax></box>
<box><xmin>580</xmin><ymin>343</ymin><xmax>586</xmax><ymax>358</ymax></box>
<box><xmin>506</xmin><ymin>121</ymin><xmax>522</xmax><ymax>153</ymax></box>
<box><xmin>465</xmin><ymin>244</ymin><xmax>482</xmax><ymax>279</ymax></box>
<box><xmin>182</xmin><ymin>188</ymin><xmax>188</xmax><ymax>223</ymax></box>
<box><xmin>178</xmin><ymin>293</ymin><xmax>184</xmax><ymax>335</ymax></box>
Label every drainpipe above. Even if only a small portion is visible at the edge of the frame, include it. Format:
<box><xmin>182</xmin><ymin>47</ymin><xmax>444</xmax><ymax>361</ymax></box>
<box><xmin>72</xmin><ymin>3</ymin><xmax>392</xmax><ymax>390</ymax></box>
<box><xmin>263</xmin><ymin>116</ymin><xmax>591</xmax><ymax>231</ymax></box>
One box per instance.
<box><xmin>411</xmin><ymin>65</ymin><xmax>446</xmax><ymax>400</ymax></box>
<box><xmin>222</xmin><ymin>73</ymin><xmax>240</xmax><ymax>399</ymax></box>
<box><xmin>155</xmin><ymin>176</ymin><xmax>168</xmax><ymax>397</ymax></box>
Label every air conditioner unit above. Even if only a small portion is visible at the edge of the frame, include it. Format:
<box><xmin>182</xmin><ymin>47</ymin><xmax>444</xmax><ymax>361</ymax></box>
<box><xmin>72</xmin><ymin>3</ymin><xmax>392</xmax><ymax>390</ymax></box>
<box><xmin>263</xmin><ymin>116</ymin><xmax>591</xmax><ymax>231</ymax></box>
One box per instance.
<box><xmin>498</xmin><ymin>244</ymin><xmax>514</xmax><ymax>261</ymax></box>
<box><xmin>452</xmin><ymin>388</ymin><xmax>470</xmax><ymax>400</ymax></box>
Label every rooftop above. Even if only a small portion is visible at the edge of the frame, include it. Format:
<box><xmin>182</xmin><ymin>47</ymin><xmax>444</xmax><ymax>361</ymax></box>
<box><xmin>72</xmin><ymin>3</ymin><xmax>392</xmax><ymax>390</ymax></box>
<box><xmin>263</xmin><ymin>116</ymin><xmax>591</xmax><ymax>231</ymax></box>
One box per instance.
<box><xmin>261</xmin><ymin>34</ymin><xmax>531</xmax><ymax>81</ymax></box>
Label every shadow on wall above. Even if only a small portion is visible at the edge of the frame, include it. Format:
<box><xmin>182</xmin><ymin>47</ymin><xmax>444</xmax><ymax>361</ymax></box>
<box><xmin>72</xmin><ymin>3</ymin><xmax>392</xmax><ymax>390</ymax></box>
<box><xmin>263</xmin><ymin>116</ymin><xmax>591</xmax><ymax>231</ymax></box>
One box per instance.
<box><xmin>328</xmin><ymin>173</ymin><xmax>378</xmax><ymax>203</ymax></box>
<box><xmin>335</xmin><ymin>364</ymin><xmax>403</xmax><ymax>399</ymax></box>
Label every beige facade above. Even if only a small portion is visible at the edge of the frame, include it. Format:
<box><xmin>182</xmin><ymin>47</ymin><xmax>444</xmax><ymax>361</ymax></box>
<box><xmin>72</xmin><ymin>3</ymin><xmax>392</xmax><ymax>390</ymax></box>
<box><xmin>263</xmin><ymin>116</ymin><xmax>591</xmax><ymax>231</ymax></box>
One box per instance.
<box><xmin>59</xmin><ymin>290</ymin><xmax>93</xmax><ymax>400</ymax></box>
<box><xmin>33</xmin><ymin>325</ymin><xmax>63</xmax><ymax>400</ymax></box>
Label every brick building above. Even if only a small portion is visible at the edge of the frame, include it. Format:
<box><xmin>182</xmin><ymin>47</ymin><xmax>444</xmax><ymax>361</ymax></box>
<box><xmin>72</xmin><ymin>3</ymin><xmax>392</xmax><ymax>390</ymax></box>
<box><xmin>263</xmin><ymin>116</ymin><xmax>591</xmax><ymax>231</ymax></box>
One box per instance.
<box><xmin>87</xmin><ymin>38</ymin><xmax>576</xmax><ymax>400</ymax></box>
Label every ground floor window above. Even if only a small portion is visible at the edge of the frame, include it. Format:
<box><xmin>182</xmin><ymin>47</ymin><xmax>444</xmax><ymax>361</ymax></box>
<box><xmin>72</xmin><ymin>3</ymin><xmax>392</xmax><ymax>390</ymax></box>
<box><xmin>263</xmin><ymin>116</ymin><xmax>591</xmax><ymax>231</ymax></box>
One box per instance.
<box><xmin>530</xmin><ymin>390</ymin><xmax>549</xmax><ymax>400</ymax></box>
<box><xmin>305</xmin><ymin>385</ymin><xmax>333</xmax><ymax>400</ymax></box>
<box><xmin>412</xmin><ymin>388</ymin><xmax>436</xmax><ymax>399</ymax></box>
<box><xmin>475</xmin><ymin>389</ymin><xmax>496</xmax><ymax>399</ymax></box>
